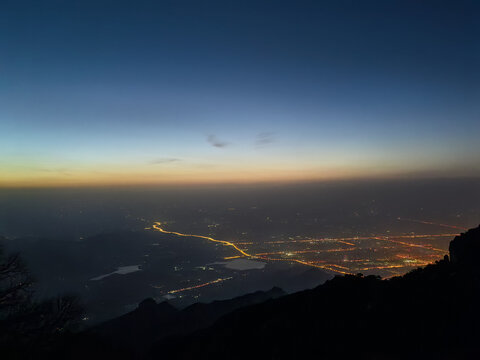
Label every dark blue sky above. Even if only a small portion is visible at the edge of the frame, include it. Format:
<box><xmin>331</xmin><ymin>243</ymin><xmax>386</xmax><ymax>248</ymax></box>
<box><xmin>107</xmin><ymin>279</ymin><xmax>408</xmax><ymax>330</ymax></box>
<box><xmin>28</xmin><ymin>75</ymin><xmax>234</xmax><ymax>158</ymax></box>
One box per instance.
<box><xmin>1</xmin><ymin>0</ymin><xmax>479</xmax><ymax>186</ymax></box>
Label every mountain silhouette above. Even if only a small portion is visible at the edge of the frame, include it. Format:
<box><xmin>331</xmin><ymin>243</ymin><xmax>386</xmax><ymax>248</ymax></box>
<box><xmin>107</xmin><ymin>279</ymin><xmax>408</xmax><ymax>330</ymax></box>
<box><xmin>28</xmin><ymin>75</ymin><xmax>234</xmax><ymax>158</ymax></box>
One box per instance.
<box><xmin>80</xmin><ymin>287</ymin><xmax>285</xmax><ymax>359</ymax></box>
<box><xmin>449</xmin><ymin>226</ymin><xmax>480</xmax><ymax>268</ymax></box>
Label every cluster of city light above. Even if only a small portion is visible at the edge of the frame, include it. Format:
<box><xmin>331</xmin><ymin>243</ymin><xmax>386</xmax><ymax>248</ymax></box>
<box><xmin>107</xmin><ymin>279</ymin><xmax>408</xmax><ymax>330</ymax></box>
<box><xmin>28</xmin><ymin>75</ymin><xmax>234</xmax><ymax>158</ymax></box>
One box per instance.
<box><xmin>150</xmin><ymin>219</ymin><xmax>461</xmax><ymax>280</ymax></box>
<box><xmin>259</xmin><ymin>233</ymin><xmax>456</xmax><ymax>245</ymax></box>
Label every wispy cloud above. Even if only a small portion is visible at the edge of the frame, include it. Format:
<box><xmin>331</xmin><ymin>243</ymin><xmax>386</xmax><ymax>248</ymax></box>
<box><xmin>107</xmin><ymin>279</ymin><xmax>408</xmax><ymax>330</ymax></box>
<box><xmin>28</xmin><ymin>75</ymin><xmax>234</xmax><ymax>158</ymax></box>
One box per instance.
<box><xmin>255</xmin><ymin>132</ymin><xmax>275</xmax><ymax>147</ymax></box>
<box><xmin>149</xmin><ymin>157</ymin><xmax>181</xmax><ymax>164</ymax></box>
<box><xmin>207</xmin><ymin>135</ymin><xmax>229</xmax><ymax>148</ymax></box>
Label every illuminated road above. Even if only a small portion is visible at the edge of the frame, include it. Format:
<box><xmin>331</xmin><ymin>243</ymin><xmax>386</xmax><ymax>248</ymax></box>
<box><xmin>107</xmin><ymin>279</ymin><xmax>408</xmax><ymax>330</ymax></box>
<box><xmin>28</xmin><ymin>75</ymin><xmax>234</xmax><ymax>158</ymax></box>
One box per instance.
<box><xmin>152</xmin><ymin>222</ymin><xmax>250</xmax><ymax>257</ymax></box>
<box><xmin>151</xmin><ymin>222</ymin><xmax>350</xmax><ymax>274</ymax></box>
<box><xmin>165</xmin><ymin>277</ymin><xmax>233</xmax><ymax>294</ymax></box>
<box><xmin>397</xmin><ymin>217</ymin><xmax>467</xmax><ymax>231</ymax></box>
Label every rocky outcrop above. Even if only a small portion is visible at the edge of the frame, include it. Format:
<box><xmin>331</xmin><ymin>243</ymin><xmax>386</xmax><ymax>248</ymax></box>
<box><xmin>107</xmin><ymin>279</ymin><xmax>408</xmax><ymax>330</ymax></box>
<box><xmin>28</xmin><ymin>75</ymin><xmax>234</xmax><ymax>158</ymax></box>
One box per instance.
<box><xmin>449</xmin><ymin>225</ymin><xmax>480</xmax><ymax>267</ymax></box>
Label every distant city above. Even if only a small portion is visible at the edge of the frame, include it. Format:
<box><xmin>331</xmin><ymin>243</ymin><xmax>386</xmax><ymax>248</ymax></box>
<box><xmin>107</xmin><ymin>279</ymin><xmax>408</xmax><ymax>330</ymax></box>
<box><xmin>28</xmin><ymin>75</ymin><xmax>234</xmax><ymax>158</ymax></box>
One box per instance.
<box><xmin>150</xmin><ymin>216</ymin><xmax>460</xmax><ymax>280</ymax></box>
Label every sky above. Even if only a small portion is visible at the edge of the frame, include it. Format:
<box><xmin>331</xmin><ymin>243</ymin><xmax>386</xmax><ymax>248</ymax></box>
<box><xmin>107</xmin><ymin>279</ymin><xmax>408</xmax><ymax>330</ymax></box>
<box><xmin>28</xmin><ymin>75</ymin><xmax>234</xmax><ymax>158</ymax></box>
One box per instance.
<box><xmin>1</xmin><ymin>0</ymin><xmax>479</xmax><ymax>187</ymax></box>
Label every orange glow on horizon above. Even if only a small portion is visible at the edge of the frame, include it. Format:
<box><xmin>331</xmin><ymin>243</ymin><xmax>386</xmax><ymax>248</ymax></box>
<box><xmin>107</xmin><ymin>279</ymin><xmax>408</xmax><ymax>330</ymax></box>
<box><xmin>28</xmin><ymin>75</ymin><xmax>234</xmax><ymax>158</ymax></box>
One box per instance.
<box><xmin>0</xmin><ymin>166</ymin><xmax>455</xmax><ymax>188</ymax></box>
<box><xmin>3</xmin><ymin>153</ymin><xmax>479</xmax><ymax>189</ymax></box>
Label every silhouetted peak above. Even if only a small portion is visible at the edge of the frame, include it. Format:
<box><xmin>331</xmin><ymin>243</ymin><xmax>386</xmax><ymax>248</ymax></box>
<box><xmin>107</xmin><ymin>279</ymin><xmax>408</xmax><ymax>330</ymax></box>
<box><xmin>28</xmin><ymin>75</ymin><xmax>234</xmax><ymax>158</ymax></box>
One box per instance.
<box><xmin>132</xmin><ymin>299</ymin><xmax>177</xmax><ymax>321</ymax></box>
<box><xmin>138</xmin><ymin>298</ymin><xmax>156</xmax><ymax>310</ymax></box>
<box><xmin>156</xmin><ymin>301</ymin><xmax>177</xmax><ymax>314</ymax></box>
<box><xmin>449</xmin><ymin>225</ymin><xmax>480</xmax><ymax>267</ymax></box>
<box><xmin>267</xmin><ymin>286</ymin><xmax>285</xmax><ymax>296</ymax></box>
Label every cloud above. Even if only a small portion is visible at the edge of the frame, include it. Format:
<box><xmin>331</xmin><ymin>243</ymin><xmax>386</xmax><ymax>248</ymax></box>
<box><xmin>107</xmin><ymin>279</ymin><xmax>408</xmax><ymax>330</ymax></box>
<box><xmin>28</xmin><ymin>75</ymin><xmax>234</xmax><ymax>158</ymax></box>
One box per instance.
<box><xmin>255</xmin><ymin>132</ymin><xmax>275</xmax><ymax>147</ymax></box>
<box><xmin>149</xmin><ymin>157</ymin><xmax>181</xmax><ymax>164</ymax></box>
<box><xmin>207</xmin><ymin>135</ymin><xmax>229</xmax><ymax>148</ymax></box>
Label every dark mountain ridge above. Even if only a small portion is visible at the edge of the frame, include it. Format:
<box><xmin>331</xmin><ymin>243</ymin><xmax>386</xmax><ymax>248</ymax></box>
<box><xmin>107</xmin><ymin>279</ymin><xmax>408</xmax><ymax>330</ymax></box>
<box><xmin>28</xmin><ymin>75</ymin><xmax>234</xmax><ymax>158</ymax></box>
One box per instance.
<box><xmin>87</xmin><ymin>286</ymin><xmax>285</xmax><ymax>358</ymax></box>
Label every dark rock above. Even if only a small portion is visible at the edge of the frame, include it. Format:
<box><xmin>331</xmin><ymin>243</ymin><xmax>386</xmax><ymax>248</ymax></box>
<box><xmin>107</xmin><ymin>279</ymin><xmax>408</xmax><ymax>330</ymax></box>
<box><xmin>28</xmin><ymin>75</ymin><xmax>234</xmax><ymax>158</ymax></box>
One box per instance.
<box><xmin>449</xmin><ymin>225</ymin><xmax>480</xmax><ymax>267</ymax></box>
